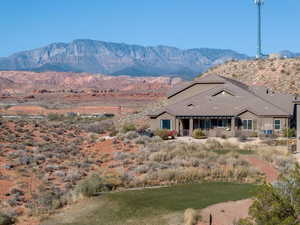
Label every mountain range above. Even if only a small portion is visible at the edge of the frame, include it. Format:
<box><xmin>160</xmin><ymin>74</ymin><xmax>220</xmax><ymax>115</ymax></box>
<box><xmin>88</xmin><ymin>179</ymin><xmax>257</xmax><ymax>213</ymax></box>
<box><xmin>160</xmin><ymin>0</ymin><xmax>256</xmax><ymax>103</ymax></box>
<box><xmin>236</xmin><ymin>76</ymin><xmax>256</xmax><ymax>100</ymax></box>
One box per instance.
<box><xmin>1</xmin><ymin>39</ymin><xmax>299</xmax><ymax>80</ymax></box>
<box><xmin>0</xmin><ymin>39</ymin><xmax>249</xmax><ymax>80</ymax></box>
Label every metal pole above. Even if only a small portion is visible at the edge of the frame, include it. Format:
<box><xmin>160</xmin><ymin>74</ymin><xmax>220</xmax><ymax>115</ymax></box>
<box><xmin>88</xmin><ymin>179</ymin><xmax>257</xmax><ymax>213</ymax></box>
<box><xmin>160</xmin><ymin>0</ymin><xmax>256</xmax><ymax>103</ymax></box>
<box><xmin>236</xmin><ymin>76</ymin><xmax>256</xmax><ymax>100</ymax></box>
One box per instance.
<box><xmin>257</xmin><ymin>2</ymin><xmax>262</xmax><ymax>59</ymax></box>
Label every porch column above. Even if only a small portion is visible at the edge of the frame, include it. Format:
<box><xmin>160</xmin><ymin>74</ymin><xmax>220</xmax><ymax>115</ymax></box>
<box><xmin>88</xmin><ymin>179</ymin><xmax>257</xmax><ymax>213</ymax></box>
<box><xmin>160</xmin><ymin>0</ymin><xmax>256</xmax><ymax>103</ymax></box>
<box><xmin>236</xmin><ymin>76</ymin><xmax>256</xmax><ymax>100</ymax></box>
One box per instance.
<box><xmin>189</xmin><ymin>118</ymin><xmax>193</xmax><ymax>136</ymax></box>
<box><xmin>231</xmin><ymin>117</ymin><xmax>236</xmax><ymax>137</ymax></box>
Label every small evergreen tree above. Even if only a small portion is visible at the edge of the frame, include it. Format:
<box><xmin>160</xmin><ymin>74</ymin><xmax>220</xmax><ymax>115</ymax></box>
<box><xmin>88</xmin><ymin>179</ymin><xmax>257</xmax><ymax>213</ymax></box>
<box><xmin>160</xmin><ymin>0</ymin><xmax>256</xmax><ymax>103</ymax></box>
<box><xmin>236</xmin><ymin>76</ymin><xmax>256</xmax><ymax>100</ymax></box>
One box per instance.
<box><xmin>237</xmin><ymin>165</ymin><xmax>300</xmax><ymax>225</ymax></box>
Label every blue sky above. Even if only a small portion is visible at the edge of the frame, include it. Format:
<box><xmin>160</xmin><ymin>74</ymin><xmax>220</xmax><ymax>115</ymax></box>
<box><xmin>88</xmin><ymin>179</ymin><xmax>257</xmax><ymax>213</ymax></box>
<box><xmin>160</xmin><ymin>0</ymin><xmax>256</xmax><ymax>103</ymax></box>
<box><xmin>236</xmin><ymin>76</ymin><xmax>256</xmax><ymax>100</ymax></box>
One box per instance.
<box><xmin>1</xmin><ymin>0</ymin><xmax>299</xmax><ymax>57</ymax></box>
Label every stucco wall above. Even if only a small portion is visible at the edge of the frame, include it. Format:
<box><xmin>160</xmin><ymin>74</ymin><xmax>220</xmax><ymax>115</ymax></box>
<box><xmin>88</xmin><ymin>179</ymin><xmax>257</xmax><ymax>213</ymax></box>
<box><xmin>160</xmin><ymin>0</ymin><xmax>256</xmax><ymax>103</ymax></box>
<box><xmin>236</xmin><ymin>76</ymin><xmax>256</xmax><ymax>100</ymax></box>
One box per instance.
<box><xmin>168</xmin><ymin>83</ymin><xmax>219</xmax><ymax>104</ymax></box>
<box><xmin>238</xmin><ymin>111</ymin><xmax>288</xmax><ymax>134</ymax></box>
<box><xmin>150</xmin><ymin>112</ymin><xmax>176</xmax><ymax>131</ymax></box>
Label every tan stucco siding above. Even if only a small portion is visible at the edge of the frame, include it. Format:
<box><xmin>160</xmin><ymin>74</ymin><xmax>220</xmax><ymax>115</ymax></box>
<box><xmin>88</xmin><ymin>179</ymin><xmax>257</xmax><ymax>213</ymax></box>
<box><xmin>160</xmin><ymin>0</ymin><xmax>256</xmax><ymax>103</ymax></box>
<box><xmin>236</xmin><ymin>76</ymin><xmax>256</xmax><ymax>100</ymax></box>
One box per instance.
<box><xmin>149</xmin><ymin>113</ymin><xmax>176</xmax><ymax>131</ymax></box>
<box><xmin>239</xmin><ymin>111</ymin><xmax>259</xmax><ymax>130</ymax></box>
<box><xmin>239</xmin><ymin>111</ymin><xmax>288</xmax><ymax>132</ymax></box>
<box><xmin>168</xmin><ymin>83</ymin><xmax>219</xmax><ymax>104</ymax></box>
<box><xmin>273</xmin><ymin>118</ymin><xmax>288</xmax><ymax>131</ymax></box>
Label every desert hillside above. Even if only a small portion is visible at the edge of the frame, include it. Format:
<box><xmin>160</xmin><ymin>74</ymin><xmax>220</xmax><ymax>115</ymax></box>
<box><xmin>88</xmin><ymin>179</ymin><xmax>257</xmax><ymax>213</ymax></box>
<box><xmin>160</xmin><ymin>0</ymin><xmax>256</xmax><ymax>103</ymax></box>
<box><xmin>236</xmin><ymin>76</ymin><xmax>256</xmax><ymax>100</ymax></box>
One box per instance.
<box><xmin>0</xmin><ymin>71</ymin><xmax>182</xmax><ymax>95</ymax></box>
<box><xmin>202</xmin><ymin>58</ymin><xmax>300</xmax><ymax>94</ymax></box>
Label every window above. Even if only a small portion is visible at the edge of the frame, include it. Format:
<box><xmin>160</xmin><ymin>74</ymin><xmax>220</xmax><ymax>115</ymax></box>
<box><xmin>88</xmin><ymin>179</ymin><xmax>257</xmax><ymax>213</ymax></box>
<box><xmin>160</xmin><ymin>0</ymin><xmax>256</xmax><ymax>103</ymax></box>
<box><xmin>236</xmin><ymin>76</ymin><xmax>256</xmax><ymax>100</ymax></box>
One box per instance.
<box><xmin>263</xmin><ymin>130</ymin><xmax>273</xmax><ymax>135</ymax></box>
<box><xmin>211</xmin><ymin>119</ymin><xmax>230</xmax><ymax>128</ymax></box>
<box><xmin>161</xmin><ymin>120</ymin><xmax>171</xmax><ymax>130</ymax></box>
<box><xmin>274</xmin><ymin>120</ymin><xmax>281</xmax><ymax>130</ymax></box>
<box><xmin>242</xmin><ymin>120</ymin><xmax>253</xmax><ymax>130</ymax></box>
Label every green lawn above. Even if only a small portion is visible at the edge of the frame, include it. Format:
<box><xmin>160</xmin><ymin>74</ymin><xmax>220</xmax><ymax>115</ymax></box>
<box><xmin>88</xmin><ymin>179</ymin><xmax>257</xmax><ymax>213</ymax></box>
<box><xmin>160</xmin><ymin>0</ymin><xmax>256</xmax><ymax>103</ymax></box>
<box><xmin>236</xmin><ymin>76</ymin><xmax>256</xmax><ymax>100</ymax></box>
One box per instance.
<box><xmin>43</xmin><ymin>182</ymin><xmax>256</xmax><ymax>225</ymax></box>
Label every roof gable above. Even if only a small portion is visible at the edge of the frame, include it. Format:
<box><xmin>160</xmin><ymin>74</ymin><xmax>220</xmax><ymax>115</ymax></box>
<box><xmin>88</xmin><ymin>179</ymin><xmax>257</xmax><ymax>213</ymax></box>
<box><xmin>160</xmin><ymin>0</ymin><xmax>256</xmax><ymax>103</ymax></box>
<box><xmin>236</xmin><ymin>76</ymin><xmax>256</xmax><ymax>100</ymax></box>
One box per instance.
<box><xmin>167</xmin><ymin>74</ymin><xmax>226</xmax><ymax>98</ymax></box>
<box><xmin>212</xmin><ymin>89</ymin><xmax>235</xmax><ymax>97</ymax></box>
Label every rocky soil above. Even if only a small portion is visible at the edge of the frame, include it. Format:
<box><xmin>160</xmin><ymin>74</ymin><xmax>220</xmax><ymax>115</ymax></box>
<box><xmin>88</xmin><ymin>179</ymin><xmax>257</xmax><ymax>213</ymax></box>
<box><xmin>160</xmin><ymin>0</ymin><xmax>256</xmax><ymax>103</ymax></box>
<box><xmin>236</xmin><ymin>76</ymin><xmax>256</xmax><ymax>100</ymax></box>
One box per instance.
<box><xmin>202</xmin><ymin>57</ymin><xmax>300</xmax><ymax>94</ymax></box>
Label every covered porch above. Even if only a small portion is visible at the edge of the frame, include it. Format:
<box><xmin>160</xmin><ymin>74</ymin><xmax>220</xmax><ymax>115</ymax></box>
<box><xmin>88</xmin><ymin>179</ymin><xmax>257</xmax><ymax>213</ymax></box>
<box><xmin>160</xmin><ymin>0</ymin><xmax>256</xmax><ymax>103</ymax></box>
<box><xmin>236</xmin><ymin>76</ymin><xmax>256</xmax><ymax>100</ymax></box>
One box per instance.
<box><xmin>177</xmin><ymin>116</ymin><xmax>238</xmax><ymax>137</ymax></box>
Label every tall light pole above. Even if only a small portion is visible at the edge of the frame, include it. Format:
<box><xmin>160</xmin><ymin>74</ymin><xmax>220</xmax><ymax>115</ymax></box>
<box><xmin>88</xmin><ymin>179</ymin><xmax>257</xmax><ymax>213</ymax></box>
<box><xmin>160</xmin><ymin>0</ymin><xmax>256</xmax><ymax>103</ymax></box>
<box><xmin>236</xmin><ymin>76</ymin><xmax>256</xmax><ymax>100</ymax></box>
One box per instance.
<box><xmin>255</xmin><ymin>0</ymin><xmax>264</xmax><ymax>59</ymax></box>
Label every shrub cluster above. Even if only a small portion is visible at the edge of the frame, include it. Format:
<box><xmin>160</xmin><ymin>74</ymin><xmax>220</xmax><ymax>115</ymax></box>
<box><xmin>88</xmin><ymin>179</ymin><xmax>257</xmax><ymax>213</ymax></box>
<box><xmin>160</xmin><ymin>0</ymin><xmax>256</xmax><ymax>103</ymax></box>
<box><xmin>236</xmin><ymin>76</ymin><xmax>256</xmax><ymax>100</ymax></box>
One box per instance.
<box><xmin>0</xmin><ymin>212</ymin><xmax>15</xmax><ymax>225</ymax></box>
<box><xmin>192</xmin><ymin>129</ymin><xmax>206</xmax><ymax>139</ymax></box>
<box><xmin>121</xmin><ymin>123</ymin><xmax>136</xmax><ymax>133</ymax></box>
<box><xmin>75</xmin><ymin>174</ymin><xmax>107</xmax><ymax>197</ymax></box>
<box><xmin>81</xmin><ymin>120</ymin><xmax>115</xmax><ymax>134</ymax></box>
<box><xmin>112</xmin><ymin>140</ymin><xmax>262</xmax><ymax>186</ymax></box>
<box><xmin>155</xmin><ymin>129</ymin><xmax>176</xmax><ymax>140</ymax></box>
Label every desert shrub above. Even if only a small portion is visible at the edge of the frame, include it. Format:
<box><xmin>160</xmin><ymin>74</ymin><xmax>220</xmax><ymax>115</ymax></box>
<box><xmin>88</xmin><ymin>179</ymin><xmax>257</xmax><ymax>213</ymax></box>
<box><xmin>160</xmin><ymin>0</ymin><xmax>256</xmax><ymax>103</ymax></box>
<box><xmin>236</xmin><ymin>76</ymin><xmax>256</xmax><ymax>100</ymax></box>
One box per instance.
<box><xmin>183</xmin><ymin>208</ymin><xmax>200</xmax><ymax>225</ymax></box>
<box><xmin>250</xmin><ymin>132</ymin><xmax>258</xmax><ymax>138</ymax></box>
<box><xmin>109</xmin><ymin>128</ymin><xmax>118</xmax><ymax>137</ymax></box>
<box><xmin>274</xmin><ymin>139</ymin><xmax>288</xmax><ymax>146</ymax></box>
<box><xmin>81</xmin><ymin>120</ymin><xmax>115</xmax><ymax>134</ymax></box>
<box><xmin>47</xmin><ymin>113</ymin><xmax>64</xmax><ymax>121</ymax></box>
<box><xmin>121</xmin><ymin>123</ymin><xmax>136</xmax><ymax>133</ymax></box>
<box><xmin>155</xmin><ymin>129</ymin><xmax>176</xmax><ymax>140</ymax></box>
<box><xmin>75</xmin><ymin>174</ymin><xmax>107</xmax><ymax>197</ymax></box>
<box><xmin>34</xmin><ymin>190</ymin><xmax>65</xmax><ymax>212</ymax></box>
<box><xmin>124</xmin><ymin>131</ymin><xmax>139</xmax><ymax>140</ymax></box>
<box><xmin>283</xmin><ymin>128</ymin><xmax>296</xmax><ymax>137</ymax></box>
<box><xmin>134</xmin><ymin>136</ymin><xmax>152</xmax><ymax>145</ymax></box>
<box><xmin>205</xmin><ymin>139</ymin><xmax>222</xmax><ymax>149</ymax></box>
<box><xmin>241</xmin><ymin>165</ymin><xmax>300</xmax><ymax>225</ymax></box>
<box><xmin>192</xmin><ymin>129</ymin><xmax>206</xmax><ymax>139</ymax></box>
<box><xmin>0</xmin><ymin>212</ymin><xmax>14</xmax><ymax>225</ymax></box>
<box><xmin>135</xmin><ymin>165</ymin><xmax>150</xmax><ymax>174</ymax></box>
<box><xmin>155</xmin><ymin>129</ymin><xmax>169</xmax><ymax>140</ymax></box>
<box><xmin>234</xmin><ymin>218</ymin><xmax>254</xmax><ymax>225</ymax></box>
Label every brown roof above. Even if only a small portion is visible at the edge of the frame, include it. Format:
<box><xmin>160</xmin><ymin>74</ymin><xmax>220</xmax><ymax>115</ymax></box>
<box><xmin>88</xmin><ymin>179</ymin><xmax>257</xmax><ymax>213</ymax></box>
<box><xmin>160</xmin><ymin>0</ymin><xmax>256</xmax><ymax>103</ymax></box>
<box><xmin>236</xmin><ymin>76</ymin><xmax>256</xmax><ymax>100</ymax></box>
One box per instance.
<box><xmin>150</xmin><ymin>75</ymin><xmax>294</xmax><ymax>118</ymax></box>
<box><xmin>166</xmin><ymin>74</ymin><xmax>226</xmax><ymax>98</ymax></box>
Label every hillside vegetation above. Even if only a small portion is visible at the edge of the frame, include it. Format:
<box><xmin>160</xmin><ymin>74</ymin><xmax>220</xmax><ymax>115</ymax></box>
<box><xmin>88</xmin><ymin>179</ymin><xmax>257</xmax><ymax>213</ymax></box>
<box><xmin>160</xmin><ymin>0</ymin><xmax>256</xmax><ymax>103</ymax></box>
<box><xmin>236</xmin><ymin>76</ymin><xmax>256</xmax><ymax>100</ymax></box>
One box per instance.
<box><xmin>202</xmin><ymin>58</ymin><xmax>300</xmax><ymax>94</ymax></box>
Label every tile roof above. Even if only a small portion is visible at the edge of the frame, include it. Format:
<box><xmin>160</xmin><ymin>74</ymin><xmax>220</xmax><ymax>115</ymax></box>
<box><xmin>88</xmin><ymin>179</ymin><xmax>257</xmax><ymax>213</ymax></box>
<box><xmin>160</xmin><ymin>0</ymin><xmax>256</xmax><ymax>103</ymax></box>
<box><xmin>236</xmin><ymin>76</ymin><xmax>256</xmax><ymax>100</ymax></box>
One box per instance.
<box><xmin>166</xmin><ymin>74</ymin><xmax>226</xmax><ymax>98</ymax></box>
<box><xmin>150</xmin><ymin>75</ymin><xmax>294</xmax><ymax>117</ymax></box>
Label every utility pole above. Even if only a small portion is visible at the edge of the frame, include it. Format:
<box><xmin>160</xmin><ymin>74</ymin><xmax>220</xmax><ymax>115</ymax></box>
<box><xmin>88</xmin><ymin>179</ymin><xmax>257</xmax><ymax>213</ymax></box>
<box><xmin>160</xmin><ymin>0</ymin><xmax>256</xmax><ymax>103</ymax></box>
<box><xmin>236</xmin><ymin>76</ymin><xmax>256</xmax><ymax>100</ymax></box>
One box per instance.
<box><xmin>255</xmin><ymin>0</ymin><xmax>264</xmax><ymax>59</ymax></box>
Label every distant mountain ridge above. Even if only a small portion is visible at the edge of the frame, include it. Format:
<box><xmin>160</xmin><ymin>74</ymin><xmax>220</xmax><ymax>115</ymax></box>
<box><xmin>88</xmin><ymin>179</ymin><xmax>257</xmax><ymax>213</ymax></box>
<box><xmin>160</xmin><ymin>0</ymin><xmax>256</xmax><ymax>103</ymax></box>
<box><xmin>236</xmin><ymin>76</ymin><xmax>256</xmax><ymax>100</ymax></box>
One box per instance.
<box><xmin>0</xmin><ymin>39</ymin><xmax>249</xmax><ymax>80</ymax></box>
<box><xmin>278</xmin><ymin>50</ymin><xmax>300</xmax><ymax>58</ymax></box>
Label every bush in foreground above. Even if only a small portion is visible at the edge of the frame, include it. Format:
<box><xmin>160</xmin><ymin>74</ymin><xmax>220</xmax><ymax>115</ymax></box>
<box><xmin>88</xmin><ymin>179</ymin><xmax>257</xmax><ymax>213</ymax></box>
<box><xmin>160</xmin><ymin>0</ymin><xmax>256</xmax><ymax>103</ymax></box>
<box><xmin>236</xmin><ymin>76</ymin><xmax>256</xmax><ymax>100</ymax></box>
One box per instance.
<box><xmin>236</xmin><ymin>164</ymin><xmax>300</xmax><ymax>225</ymax></box>
<box><xmin>192</xmin><ymin>129</ymin><xmax>206</xmax><ymax>139</ymax></box>
<box><xmin>75</xmin><ymin>174</ymin><xmax>107</xmax><ymax>197</ymax></box>
<box><xmin>0</xmin><ymin>212</ymin><xmax>14</xmax><ymax>225</ymax></box>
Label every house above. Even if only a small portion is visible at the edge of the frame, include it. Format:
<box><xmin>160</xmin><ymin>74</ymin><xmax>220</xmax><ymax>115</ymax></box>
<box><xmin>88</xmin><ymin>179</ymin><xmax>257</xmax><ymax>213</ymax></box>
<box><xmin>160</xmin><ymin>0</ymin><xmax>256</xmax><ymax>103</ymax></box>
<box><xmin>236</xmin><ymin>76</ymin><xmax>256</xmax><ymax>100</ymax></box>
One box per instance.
<box><xmin>148</xmin><ymin>74</ymin><xmax>294</xmax><ymax>137</ymax></box>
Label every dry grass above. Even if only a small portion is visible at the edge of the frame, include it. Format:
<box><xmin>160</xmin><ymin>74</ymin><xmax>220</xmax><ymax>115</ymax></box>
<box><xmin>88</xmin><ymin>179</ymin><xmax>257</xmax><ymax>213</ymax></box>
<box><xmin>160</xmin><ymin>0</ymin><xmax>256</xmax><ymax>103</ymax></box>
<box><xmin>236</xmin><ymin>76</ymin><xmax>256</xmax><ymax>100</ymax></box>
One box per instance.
<box><xmin>184</xmin><ymin>208</ymin><xmax>200</xmax><ymax>225</ymax></box>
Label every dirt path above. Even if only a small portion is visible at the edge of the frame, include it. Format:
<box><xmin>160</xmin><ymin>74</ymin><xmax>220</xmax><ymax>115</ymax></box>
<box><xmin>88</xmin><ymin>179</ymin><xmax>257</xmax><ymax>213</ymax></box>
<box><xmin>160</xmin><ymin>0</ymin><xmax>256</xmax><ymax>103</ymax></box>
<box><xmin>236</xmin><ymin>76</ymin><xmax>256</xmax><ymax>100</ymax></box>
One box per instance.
<box><xmin>197</xmin><ymin>199</ymin><xmax>253</xmax><ymax>225</ymax></box>
<box><xmin>243</xmin><ymin>156</ymin><xmax>279</xmax><ymax>182</ymax></box>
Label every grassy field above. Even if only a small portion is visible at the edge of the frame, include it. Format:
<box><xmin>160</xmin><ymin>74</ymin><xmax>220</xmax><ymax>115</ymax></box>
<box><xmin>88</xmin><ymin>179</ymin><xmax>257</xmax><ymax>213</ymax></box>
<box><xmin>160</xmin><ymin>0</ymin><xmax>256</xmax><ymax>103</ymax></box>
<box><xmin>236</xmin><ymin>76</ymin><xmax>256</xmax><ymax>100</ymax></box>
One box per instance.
<box><xmin>42</xmin><ymin>182</ymin><xmax>256</xmax><ymax>225</ymax></box>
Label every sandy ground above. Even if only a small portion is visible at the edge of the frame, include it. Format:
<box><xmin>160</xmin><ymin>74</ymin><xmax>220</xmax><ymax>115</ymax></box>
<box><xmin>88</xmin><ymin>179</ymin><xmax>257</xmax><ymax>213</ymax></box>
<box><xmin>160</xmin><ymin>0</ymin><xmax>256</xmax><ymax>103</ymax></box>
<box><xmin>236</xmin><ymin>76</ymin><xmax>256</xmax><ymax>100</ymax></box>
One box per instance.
<box><xmin>198</xmin><ymin>199</ymin><xmax>253</xmax><ymax>225</ymax></box>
